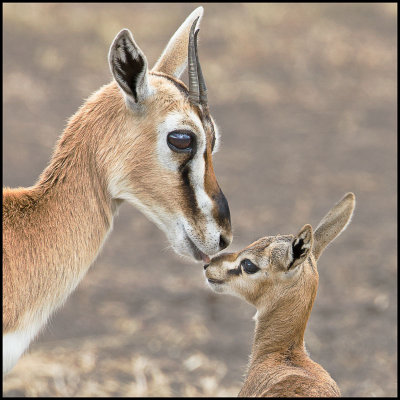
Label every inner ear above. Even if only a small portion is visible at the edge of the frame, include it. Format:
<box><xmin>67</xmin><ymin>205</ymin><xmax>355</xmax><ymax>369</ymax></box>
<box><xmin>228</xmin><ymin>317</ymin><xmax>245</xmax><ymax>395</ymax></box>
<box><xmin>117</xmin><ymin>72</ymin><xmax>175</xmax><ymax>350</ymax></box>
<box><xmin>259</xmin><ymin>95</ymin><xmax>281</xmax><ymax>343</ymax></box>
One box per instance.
<box><xmin>109</xmin><ymin>29</ymin><xmax>150</xmax><ymax>104</ymax></box>
<box><xmin>288</xmin><ymin>224</ymin><xmax>313</xmax><ymax>270</ymax></box>
<box><xmin>292</xmin><ymin>237</ymin><xmax>306</xmax><ymax>260</ymax></box>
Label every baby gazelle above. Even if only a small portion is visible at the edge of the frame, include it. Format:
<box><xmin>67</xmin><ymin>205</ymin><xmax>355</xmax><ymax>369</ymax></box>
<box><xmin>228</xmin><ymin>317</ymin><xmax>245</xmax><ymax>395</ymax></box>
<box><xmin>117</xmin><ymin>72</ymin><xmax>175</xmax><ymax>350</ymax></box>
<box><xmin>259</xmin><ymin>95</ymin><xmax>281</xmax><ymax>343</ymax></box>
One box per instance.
<box><xmin>204</xmin><ymin>193</ymin><xmax>356</xmax><ymax>397</ymax></box>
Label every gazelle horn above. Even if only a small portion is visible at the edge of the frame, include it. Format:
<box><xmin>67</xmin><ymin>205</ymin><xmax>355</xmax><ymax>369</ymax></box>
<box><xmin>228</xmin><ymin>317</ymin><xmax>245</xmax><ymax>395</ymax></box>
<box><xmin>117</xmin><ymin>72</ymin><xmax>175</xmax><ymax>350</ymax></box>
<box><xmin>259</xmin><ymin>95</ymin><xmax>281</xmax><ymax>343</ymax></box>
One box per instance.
<box><xmin>188</xmin><ymin>17</ymin><xmax>207</xmax><ymax>107</ymax></box>
<box><xmin>194</xmin><ymin>29</ymin><xmax>208</xmax><ymax>106</ymax></box>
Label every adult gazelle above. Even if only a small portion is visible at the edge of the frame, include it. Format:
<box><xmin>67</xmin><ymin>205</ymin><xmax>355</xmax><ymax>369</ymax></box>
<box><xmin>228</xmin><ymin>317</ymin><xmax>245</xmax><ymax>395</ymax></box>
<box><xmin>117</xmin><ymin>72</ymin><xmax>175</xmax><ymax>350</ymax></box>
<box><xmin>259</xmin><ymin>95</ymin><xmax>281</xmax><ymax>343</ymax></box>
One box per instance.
<box><xmin>3</xmin><ymin>7</ymin><xmax>232</xmax><ymax>374</ymax></box>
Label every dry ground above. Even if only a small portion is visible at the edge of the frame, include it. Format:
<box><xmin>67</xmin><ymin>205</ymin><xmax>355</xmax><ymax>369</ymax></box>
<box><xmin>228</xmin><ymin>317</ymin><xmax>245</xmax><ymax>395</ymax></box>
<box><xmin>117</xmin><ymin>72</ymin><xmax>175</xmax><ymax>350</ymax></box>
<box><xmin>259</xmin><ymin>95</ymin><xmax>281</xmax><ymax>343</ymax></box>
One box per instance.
<box><xmin>3</xmin><ymin>3</ymin><xmax>397</xmax><ymax>397</ymax></box>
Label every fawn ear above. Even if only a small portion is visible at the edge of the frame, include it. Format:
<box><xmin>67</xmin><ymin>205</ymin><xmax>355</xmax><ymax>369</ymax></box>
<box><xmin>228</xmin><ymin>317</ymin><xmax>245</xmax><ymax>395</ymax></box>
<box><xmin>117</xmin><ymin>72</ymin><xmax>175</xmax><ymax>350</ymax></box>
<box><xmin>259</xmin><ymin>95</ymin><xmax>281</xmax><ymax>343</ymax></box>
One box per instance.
<box><xmin>109</xmin><ymin>29</ymin><xmax>151</xmax><ymax>107</ymax></box>
<box><xmin>152</xmin><ymin>6</ymin><xmax>203</xmax><ymax>78</ymax></box>
<box><xmin>313</xmin><ymin>192</ymin><xmax>356</xmax><ymax>261</ymax></box>
<box><xmin>286</xmin><ymin>224</ymin><xmax>313</xmax><ymax>271</ymax></box>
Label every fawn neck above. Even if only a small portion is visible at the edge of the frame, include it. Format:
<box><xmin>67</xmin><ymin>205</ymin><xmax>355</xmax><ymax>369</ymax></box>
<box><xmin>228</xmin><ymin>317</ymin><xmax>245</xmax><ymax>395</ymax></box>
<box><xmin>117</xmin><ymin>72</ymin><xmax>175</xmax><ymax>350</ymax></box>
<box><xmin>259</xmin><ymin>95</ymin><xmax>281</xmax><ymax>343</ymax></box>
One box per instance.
<box><xmin>249</xmin><ymin>274</ymin><xmax>317</xmax><ymax>369</ymax></box>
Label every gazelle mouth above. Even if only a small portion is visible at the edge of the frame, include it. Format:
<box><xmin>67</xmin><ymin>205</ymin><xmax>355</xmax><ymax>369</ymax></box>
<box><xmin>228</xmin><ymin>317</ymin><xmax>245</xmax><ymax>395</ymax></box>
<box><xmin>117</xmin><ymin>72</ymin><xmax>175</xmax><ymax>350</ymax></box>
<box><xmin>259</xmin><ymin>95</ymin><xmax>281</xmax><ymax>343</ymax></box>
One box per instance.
<box><xmin>207</xmin><ymin>278</ymin><xmax>224</xmax><ymax>285</ymax></box>
<box><xmin>186</xmin><ymin>235</ymin><xmax>210</xmax><ymax>263</ymax></box>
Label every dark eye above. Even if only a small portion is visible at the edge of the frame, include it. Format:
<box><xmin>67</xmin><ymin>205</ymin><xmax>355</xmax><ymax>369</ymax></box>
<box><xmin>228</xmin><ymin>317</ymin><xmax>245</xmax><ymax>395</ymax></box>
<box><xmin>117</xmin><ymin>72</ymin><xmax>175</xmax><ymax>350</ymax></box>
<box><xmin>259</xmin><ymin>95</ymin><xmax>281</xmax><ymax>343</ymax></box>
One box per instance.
<box><xmin>167</xmin><ymin>131</ymin><xmax>193</xmax><ymax>153</ymax></box>
<box><xmin>241</xmin><ymin>258</ymin><xmax>260</xmax><ymax>274</ymax></box>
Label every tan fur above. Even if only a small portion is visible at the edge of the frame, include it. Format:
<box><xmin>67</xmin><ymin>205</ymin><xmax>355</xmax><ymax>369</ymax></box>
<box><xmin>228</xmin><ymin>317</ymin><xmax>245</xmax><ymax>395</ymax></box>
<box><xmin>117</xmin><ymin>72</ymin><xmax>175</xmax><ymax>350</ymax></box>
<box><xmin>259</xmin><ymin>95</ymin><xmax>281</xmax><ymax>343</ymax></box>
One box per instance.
<box><xmin>205</xmin><ymin>193</ymin><xmax>356</xmax><ymax>397</ymax></box>
<box><xmin>3</xmin><ymin>7</ymin><xmax>232</xmax><ymax>374</ymax></box>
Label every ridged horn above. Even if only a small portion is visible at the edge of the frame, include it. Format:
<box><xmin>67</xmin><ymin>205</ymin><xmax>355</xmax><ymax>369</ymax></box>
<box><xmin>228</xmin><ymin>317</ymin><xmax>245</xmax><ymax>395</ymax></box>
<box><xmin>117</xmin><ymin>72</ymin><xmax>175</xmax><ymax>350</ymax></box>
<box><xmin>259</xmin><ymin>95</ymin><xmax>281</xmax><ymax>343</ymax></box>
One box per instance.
<box><xmin>194</xmin><ymin>29</ymin><xmax>208</xmax><ymax>106</ymax></box>
<box><xmin>188</xmin><ymin>17</ymin><xmax>200</xmax><ymax>105</ymax></box>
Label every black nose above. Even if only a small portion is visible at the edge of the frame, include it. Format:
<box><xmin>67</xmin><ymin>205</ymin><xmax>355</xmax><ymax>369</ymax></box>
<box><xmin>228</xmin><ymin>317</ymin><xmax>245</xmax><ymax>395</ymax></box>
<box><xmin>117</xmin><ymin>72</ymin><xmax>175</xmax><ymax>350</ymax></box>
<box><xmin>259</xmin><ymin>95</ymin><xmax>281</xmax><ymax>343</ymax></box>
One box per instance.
<box><xmin>217</xmin><ymin>190</ymin><xmax>231</xmax><ymax>226</ymax></box>
<box><xmin>219</xmin><ymin>235</ymin><xmax>229</xmax><ymax>251</ymax></box>
<box><xmin>215</xmin><ymin>189</ymin><xmax>231</xmax><ymax>228</ymax></box>
<box><xmin>203</xmin><ymin>263</ymin><xmax>210</xmax><ymax>270</ymax></box>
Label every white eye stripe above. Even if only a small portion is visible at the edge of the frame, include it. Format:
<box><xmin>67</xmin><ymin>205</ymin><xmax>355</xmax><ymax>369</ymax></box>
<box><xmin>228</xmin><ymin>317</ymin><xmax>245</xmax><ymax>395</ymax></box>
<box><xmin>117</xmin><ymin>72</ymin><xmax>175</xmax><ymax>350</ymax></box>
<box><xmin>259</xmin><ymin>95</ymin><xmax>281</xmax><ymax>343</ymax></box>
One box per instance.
<box><xmin>157</xmin><ymin>113</ymin><xmax>200</xmax><ymax>172</ymax></box>
<box><xmin>157</xmin><ymin>112</ymin><xmax>212</xmax><ymax>203</ymax></box>
<box><xmin>155</xmin><ymin>110</ymin><xmax>223</xmax><ymax>252</ymax></box>
<box><xmin>210</xmin><ymin>116</ymin><xmax>221</xmax><ymax>154</ymax></box>
<box><xmin>157</xmin><ymin>110</ymin><xmax>216</xmax><ymax>158</ymax></box>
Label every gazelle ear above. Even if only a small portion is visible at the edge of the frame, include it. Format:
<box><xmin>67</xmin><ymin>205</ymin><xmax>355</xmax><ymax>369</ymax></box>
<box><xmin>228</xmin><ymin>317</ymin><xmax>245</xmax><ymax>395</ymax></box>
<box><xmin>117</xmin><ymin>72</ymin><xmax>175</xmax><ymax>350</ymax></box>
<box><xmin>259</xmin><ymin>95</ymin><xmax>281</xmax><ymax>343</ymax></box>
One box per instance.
<box><xmin>313</xmin><ymin>192</ymin><xmax>356</xmax><ymax>261</ymax></box>
<box><xmin>152</xmin><ymin>6</ymin><xmax>203</xmax><ymax>78</ymax></box>
<box><xmin>286</xmin><ymin>224</ymin><xmax>313</xmax><ymax>271</ymax></box>
<box><xmin>108</xmin><ymin>29</ymin><xmax>151</xmax><ymax>106</ymax></box>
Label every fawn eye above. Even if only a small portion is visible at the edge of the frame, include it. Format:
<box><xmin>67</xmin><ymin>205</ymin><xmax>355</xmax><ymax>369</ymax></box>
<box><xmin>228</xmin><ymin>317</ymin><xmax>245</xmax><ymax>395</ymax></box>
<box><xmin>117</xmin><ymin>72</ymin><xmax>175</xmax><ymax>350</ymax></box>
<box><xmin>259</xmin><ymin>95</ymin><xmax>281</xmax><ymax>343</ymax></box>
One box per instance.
<box><xmin>241</xmin><ymin>258</ymin><xmax>260</xmax><ymax>274</ymax></box>
<box><xmin>167</xmin><ymin>131</ymin><xmax>193</xmax><ymax>153</ymax></box>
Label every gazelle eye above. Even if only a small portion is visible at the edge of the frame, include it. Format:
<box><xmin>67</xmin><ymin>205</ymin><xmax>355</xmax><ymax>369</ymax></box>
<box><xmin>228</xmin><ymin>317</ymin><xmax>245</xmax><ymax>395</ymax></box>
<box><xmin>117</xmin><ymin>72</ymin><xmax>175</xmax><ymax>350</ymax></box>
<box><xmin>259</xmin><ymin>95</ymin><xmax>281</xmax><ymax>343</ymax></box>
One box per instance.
<box><xmin>167</xmin><ymin>131</ymin><xmax>193</xmax><ymax>152</ymax></box>
<box><xmin>241</xmin><ymin>258</ymin><xmax>260</xmax><ymax>274</ymax></box>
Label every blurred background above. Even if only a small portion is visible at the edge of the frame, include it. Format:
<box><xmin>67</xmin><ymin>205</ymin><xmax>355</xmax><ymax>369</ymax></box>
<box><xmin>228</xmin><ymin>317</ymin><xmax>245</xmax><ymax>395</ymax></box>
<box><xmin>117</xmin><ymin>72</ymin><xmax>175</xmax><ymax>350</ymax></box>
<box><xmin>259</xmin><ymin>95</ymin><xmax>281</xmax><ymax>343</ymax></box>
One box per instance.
<box><xmin>3</xmin><ymin>3</ymin><xmax>397</xmax><ymax>397</ymax></box>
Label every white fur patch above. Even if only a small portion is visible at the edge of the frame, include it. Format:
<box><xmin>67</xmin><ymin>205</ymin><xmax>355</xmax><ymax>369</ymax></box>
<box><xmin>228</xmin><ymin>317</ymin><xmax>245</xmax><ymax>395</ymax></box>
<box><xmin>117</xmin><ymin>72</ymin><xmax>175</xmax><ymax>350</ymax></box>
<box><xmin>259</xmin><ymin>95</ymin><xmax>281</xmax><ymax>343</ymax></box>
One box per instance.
<box><xmin>3</xmin><ymin>322</ymin><xmax>42</xmax><ymax>375</ymax></box>
<box><xmin>252</xmin><ymin>310</ymin><xmax>259</xmax><ymax>321</ymax></box>
<box><xmin>210</xmin><ymin>116</ymin><xmax>221</xmax><ymax>154</ymax></box>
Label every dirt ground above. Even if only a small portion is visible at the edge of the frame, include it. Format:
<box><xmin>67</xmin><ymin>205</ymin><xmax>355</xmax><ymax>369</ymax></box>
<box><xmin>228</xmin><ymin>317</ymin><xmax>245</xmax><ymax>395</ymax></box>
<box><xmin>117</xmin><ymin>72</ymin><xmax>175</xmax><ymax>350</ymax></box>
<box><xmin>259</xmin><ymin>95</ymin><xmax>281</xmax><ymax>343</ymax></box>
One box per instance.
<box><xmin>3</xmin><ymin>3</ymin><xmax>397</xmax><ymax>397</ymax></box>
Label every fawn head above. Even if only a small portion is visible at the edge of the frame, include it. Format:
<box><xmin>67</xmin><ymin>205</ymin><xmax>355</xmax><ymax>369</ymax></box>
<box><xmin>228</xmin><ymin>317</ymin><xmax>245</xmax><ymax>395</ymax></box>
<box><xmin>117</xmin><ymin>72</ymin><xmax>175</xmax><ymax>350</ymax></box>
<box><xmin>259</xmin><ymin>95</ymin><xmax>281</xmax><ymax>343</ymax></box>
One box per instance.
<box><xmin>204</xmin><ymin>193</ymin><xmax>355</xmax><ymax>312</ymax></box>
<box><xmin>102</xmin><ymin>7</ymin><xmax>231</xmax><ymax>262</ymax></box>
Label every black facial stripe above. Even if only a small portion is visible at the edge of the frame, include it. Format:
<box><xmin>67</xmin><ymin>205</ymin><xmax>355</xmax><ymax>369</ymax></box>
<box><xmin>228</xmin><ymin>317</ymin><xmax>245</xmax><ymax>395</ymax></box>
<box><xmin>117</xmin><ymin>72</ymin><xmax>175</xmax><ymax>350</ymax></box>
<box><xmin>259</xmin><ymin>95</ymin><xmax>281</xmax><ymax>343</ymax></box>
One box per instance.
<box><xmin>181</xmin><ymin>165</ymin><xmax>200</xmax><ymax>216</ymax></box>
<box><xmin>211</xmin><ymin>134</ymin><xmax>216</xmax><ymax>151</ymax></box>
<box><xmin>227</xmin><ymin>265</ymin><xmax>242</xmax><ymax>276</ymax></box>
<box><xmin>171</xmin><ymin>127</ymin><xmax>201</xmax><ymax>218</ymax></box>
<box><xmin>210</xmin><ymin>119</ymin><xmax>216</xmax><ymax>152</ymax></box>
<box><xmin>203</xmin><ymin>146</ymin><xmax>209</xmax><ymax>165</ymax></box>
<box><xmin>149</xmin><ymin>73</ymin><xmax>215</xmax><ymax>220</ymax></box>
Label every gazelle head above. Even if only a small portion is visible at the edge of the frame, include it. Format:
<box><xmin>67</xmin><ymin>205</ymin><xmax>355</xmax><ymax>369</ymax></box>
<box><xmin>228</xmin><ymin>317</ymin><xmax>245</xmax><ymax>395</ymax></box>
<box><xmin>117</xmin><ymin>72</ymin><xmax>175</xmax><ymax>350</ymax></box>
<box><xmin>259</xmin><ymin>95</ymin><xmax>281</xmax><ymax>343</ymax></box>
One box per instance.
<box><xmin>100</xmin><ymin>7</ymin><xmax>231</xmax><ymax>262</ymax></box>
<box><xmin>204</xmin><ymin>193</ymin><xmax>355</xmax><ymax>316</ymax></box>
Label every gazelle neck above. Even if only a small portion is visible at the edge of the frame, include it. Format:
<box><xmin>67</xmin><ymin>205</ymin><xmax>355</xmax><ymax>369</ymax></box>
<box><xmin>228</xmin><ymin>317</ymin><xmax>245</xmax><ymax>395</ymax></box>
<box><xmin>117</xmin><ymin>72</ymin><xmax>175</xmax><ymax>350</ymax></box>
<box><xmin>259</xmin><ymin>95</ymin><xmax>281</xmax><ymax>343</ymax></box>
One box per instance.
<box><xmin>248</xmin><ymin>280</ymin><xmax>317</xmax><ymax>370</ymax></box>
<box><xmin>33</xmin><ymin>83</ymin><xmax>123</xmax><ymax>270</ymax></box>
<box><xmin>2</xmin><ymin>85</ymin><xmax>126</xmax><ymax>373</ymax></box>
<box><xmin>3</xmin><ymin>83</ymin><xmax>127</xmax><ymax>334</ymax></box>
<box><xmin>34</xmin><ymin>135</ymin><xmax>117</xmax><ymax>275</ymax></box>
<box><xmin>250</xmin><ymin>306</ymin><xmax>308</xmax><ymax>367</ymax></box>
